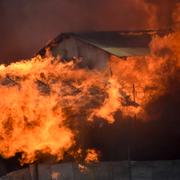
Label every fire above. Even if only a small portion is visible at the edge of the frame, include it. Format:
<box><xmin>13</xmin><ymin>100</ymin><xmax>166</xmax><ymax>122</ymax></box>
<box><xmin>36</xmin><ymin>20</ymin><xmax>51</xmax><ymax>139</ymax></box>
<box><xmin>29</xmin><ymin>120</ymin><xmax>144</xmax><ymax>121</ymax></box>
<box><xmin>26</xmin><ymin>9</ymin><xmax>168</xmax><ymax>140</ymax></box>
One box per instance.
<box><xmin>89</xmin><ymin>76</ymin><xmax>121</xmax><ymax>123</ymax></box>
<box><xmin>109</xmin><ymin>32</ymin><xmax>180</xmax><ymax>119</ymax></box>
<box><xmin>51</xmin><ymin>171</ymin><xmax>61</xmax><ymax>180</ymax></box>
<box><xmin>0</xmin><ymin>30</ymin><xmax>179</xmax><ymax>165</ymax></box>
<box><xmin>0</xmin><ymin>56</ymin><xmax>112</xmax><ymax>164</ymax></box>
<box><xmin>85</xmin><ymin>149</ymin><xmax>99</xmax><ymax>164</ymax></box>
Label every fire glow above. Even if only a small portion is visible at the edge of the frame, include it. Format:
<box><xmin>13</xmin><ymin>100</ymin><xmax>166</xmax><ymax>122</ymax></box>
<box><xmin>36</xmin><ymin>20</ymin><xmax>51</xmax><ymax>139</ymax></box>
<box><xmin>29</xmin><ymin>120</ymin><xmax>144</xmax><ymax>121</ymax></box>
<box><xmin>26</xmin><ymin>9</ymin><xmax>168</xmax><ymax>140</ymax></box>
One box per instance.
<box><xmin>0</xmin><ymin>31</ymin><xmax>179</xmax><ymax>165</ymax></box>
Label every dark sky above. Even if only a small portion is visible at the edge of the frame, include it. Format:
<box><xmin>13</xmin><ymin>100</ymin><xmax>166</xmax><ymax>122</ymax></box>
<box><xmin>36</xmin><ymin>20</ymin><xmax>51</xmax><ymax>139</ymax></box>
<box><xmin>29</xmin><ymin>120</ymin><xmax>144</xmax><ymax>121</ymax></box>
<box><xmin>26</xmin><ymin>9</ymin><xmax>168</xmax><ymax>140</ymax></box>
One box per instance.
<box><xmin>0</xmin><ymin>0</ymin><xmax>178</xmax><ymax>63</ymax></box>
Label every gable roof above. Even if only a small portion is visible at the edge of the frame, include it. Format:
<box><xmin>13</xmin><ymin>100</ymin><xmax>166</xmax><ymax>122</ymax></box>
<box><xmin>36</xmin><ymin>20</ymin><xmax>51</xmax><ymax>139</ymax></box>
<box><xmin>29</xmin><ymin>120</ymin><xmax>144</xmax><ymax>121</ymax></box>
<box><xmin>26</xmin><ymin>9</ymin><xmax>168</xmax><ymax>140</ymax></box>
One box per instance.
<box><xmin>38</xmin><ymin>30</ymin><xmax>170</xmax><ymax>58</ymax></box>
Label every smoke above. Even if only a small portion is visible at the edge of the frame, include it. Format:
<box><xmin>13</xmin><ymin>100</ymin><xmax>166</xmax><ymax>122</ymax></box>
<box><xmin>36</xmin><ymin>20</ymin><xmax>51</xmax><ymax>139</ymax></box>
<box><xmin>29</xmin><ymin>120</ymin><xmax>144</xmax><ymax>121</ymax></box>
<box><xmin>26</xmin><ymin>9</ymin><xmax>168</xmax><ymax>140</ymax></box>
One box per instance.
<box><xmin>173</xmin><ymin>2</ymin><xmax>180</xmax><ymax>30</ymax></box>
<box><xmin>0</xmin><ymin>0</ymin><xmax>177</xmax><ymax>63</ymax></box>
<box><xmin>144</xmin><ymin>0</ymin><xmax>180</xmax><ymax>28</ymax></box>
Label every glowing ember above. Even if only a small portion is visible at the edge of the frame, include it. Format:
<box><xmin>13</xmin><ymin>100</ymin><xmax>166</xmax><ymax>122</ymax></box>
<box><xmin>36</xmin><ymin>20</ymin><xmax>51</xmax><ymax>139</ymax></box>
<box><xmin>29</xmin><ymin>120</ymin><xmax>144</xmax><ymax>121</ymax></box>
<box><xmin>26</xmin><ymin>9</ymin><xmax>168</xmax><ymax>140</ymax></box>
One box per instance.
<box><xmin>78</xmin><ymin>164</ymin><xmax>88</xmax><ymax>173</ymax></box>
<box><xmin>0</xmin><ymin>30</ymin><xmax>179</xmax><ymax>165</ymax></box>
<box><xmin>51</xmin><ymin>171</ymin><xmax>60</xmax><ymax>180</ymax></box>
<box><xmin>85</xmin><ymin>149</ymin><xmax>99</xmax><ymax>163</ymax></box>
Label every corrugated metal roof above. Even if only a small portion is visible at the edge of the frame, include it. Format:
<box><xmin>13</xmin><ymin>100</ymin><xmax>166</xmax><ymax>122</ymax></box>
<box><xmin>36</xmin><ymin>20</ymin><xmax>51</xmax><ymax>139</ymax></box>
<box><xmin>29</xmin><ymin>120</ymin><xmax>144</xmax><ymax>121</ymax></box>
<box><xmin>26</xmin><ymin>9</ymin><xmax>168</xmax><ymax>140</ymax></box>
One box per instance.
<box><xmin>102</xmin><ymin>47</ymin><xmax>149</xmax><ymax>57</ymax></box>
<box><xmin>38</xmin><ymin>30</ymin><xmax>169</xmax><ymax>57</ymax></box>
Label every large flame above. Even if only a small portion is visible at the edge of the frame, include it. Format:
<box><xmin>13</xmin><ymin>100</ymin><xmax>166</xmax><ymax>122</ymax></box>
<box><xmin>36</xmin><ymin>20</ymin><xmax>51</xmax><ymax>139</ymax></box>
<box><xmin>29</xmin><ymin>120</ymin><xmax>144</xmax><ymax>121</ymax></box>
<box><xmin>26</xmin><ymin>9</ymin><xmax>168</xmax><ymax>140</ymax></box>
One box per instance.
<box><xmin>0</xmin><ymin>30</ymin><xmax>179</xmax><ymax>164</ymax></box>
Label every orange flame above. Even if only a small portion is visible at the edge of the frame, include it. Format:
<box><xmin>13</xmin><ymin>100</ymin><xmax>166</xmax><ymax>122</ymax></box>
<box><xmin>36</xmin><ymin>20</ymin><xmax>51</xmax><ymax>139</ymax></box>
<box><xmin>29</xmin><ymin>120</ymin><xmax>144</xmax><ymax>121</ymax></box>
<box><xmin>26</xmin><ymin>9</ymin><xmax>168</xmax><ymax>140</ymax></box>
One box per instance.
<box><xmin>0</xmin><ymin>30</ymin><xmax>179</xmax><ymax>164</ymax></box>
<box><xmin>85</xmin><ymin>149</ymin><xmax>99</xmax><ymax>164</ymax></box>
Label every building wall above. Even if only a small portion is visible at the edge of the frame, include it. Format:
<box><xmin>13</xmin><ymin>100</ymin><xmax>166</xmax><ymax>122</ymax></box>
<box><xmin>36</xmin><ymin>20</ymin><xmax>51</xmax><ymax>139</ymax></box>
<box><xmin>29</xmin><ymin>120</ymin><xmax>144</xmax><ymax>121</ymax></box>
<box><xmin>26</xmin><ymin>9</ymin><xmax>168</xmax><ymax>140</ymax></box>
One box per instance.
<box><xmin>1</xmin><ymin>160</ymin><xmax>180</xmax><ymax>180</ymax></box>
<box><xmin>0</xmin><ymin>161</ymin><xmax>6</xmax><ymax>177</ymax></box>
<box><xmin>52</xmin><ymin>37</ymin><xmax>110</xmax><ymax>70</ymax></box>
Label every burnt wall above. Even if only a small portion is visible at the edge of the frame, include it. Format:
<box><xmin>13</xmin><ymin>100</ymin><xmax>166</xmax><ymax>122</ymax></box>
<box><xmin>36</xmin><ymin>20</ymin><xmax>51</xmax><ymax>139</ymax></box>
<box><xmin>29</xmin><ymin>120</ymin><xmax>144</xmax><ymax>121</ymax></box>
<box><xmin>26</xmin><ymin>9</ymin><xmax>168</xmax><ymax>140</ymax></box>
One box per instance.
<box><xmin>51</xmin><ymin>37</ymin><xmax>110</xmax><ymax>69</ymax></box>
<box><xmin>1</xmin><ymin>160</ymin><xmax>180</xmax><ymax>180</ymax></box>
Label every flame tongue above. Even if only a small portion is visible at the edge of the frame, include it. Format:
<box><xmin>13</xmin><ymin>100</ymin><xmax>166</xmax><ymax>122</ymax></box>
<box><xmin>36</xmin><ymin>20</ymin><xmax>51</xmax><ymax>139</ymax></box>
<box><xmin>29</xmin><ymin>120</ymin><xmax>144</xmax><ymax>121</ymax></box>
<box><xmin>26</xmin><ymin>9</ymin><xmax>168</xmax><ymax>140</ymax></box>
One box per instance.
<box><xmin>0</xmin><ymin>31</ymin><xmax>179</xmax><ymax>164</ymax></box>
<box><xmin>0</xmin><ymin>57</ymin><xmax>111</xmax><ymax>164</ymax></box>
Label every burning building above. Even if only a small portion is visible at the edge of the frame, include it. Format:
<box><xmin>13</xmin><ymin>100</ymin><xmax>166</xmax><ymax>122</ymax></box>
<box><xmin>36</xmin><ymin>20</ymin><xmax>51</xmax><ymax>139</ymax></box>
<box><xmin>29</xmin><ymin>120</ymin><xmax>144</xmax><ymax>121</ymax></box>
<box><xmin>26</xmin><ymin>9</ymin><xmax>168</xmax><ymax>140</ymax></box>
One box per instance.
<box><xmin>38</xmin><ymin>30</ymin><xmax>167</xmax><ymax>69</ymax></box>
<box><xmin>0</xmin><ymin>28</ymin><xmax>179</xmax><ymax>179</ymax></box>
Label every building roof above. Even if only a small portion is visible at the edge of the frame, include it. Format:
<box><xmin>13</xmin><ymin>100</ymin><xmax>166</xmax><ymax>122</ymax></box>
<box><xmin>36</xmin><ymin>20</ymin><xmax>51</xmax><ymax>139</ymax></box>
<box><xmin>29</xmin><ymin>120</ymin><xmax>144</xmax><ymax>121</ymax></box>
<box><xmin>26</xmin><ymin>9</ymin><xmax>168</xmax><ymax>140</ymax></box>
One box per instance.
<box><xmin>38</xmin><ymin>30</ymin><xmax>169</xmax><ymax>58</ymax></box>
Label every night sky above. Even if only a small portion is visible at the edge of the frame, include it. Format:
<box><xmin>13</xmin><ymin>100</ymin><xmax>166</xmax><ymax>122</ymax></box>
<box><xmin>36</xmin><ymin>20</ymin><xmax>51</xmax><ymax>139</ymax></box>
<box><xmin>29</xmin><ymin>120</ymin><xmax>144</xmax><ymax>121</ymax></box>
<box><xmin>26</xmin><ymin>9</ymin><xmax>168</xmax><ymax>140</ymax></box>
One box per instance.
<box><xmin>0</xmin><ymin>0</ymin><xmax>177</xmax><ymax>63</ymax></box>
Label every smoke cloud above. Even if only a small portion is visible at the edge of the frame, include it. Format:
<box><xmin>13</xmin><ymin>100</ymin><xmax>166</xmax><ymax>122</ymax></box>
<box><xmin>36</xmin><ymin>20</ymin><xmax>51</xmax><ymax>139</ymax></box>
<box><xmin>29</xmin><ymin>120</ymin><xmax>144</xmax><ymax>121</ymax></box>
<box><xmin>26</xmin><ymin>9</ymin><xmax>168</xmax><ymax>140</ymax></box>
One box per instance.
<box><xmin>0</xmin><ymin>0</ymin><xmax>178</xmax><ymax>63</ymax></box>
<box><xmin>145</xmin><ymin>0</ymin><xmax>180</xmax><ymax>27</ymax></box>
